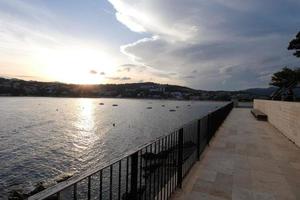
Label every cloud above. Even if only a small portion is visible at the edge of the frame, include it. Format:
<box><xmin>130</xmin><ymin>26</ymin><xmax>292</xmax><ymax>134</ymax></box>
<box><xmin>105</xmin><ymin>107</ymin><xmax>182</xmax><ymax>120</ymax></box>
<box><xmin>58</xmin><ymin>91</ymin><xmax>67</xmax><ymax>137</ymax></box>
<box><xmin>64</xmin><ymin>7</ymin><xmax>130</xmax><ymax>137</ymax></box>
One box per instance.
<box><xmin>117</xmin><ymin>63</ymin><xmax>147</xmax><ymax>72</ymax></box>
<box><xmin>0</xmin><ymin>74</ymin><xmax>40</xmax><ymax>80</ymax></box>
<box><xmin>108</xmin><ymin>0</ymin><xmax>198</xmax><ymax>41</ymax></box>
<box><xmin>90</xmin><ymin>70</ymin><xmax>98</xmax><ymax>74</ymax></box>
<box><xmin>183</xmin><ymin>75</ymin><xmax>196</xmax><ymax>79</ymax></box>
<box><xmin>106</xmin><ymin>76</ymin><xmax>131</xmax><ymax>81</ymax></box>
<box><xmin>0</xmin><ymin>1</ymin><xmax>124</xmax><ymax>84</ymax></box>
<box><xmin>108</xmin><ymin>0</ymin><xmax>300</xmax><ymax>90</ymax></box>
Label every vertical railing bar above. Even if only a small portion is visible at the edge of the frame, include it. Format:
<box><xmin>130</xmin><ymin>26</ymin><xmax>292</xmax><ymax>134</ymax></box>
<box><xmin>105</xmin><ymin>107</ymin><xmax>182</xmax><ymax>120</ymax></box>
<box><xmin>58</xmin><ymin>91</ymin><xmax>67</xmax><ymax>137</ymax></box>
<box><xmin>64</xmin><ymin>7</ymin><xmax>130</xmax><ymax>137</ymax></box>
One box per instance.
<box><xmin>164</xmin><ymin>136</ymin><xmax>167</xmax><ymax>200</ymax></box>
<box><xmin>177</xmin><ymin>128</ymin><xmax>183</xmax><ymax>188</ymax></box>
<box><xmin>161</xmin><ymin>137</ymin><xmax>164</xmax><ymax>200</ymax></box>
<box><xmin>139</xmin><ymin>150</ymin><xmax>143</xmax><ymax>200</ymax></box>
<box><xmin>110</xmin><ymin>165</ymin><xmax>113</xmax><ymax>200</ymax></box>
<box><xmin>145</xmin><ymin>146</ymin><xmax>148</xmax><ymax>200</ymax></box>
<box><xmin>118</xmin><ymin>161</ymin><xmax>122</xmax><ymax>200</ymax></box>
<box><xmin>170</xmin><ymin>133</ymin><xmax>173</xmax><ymax>193</ymax></box>
<box><xmin>73</xmin><ymin>183</ymin><xmax>77</xmax><ymax>200</ymax></box>
<box><xmin>171</xmin><ymin>132</ymin><xmax>174</xmax><ymax>195</ymax></box>
<box><xmin>99</xmin><ymin>170</ymin><xmax>103</xmax><ymax>200</ymax></box>
<box><xmin>154</xmin><ymin>140</ymin><xmax>159</xmax><ymax>200</ymax></box>
<box><xmin>131</xmin><ymin>152</ymin><xmax>139</xmax><ymax>200</ymax></box>
<box><xmin>165</xmin><ymin>136</ymin><xmax>168</xmax><ymax>199</ymax></box>
<box><xmin>57</xmin><ymin>192</ymin><xmax>61</xmax><ymax>200</ymax></box>
<box><xmin>88</xmin><ymin>176</ymin><xmax>91</xmax><ymax>200</ymax></box>
<box><xmin>126</xmin><ymin>157</ymin><xmax>129</xmax><ymax>196</ymax></box>
<box><xmin>167</xmin><ymin>134</ymin><xmax>171</xmax><ymax>199</ymax></box>
<box><xmin>153</xmin><ymin>141</ymin><xmax>157</xmax><ymax>199</ymax></box>
<box><xmin>207</xmin><ymin>113</ymin><xmax>210</xmax><ymax>145</ymax></box>
<box><xmin>149</xmin><ymin>144</ymin><xmax>152</xmax><ymax>200</ymax></box>
<box><xmin>173</xmin><ymin>132</ymin><xmax>176</xmax><ymax>190</ymax></box>
<box><xmin>160</xmin><ymin>137</ymin><xmax>164</xmax><ymax>200</ymax></box>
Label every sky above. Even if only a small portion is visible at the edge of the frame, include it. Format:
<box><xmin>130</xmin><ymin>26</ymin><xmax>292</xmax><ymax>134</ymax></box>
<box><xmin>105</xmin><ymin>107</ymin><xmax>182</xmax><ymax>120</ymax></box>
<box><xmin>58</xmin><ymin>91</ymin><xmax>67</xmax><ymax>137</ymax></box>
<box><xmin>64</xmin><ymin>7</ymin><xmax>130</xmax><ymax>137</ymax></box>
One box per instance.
<box><xmin>0</xmin><ymin>0</ymin><xmax>300</xmax><ymax>90</ymax></box>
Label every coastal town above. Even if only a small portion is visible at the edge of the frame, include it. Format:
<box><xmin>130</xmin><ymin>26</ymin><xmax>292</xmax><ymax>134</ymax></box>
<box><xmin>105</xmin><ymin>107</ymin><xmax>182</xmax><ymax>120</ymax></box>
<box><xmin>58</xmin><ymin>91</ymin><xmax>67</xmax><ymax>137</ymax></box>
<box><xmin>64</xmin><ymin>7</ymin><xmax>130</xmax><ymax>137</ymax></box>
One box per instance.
<box><xmin>0</xmin><ymin>77</ymin><xmax>272</xmax><ymax>101</ymax></box>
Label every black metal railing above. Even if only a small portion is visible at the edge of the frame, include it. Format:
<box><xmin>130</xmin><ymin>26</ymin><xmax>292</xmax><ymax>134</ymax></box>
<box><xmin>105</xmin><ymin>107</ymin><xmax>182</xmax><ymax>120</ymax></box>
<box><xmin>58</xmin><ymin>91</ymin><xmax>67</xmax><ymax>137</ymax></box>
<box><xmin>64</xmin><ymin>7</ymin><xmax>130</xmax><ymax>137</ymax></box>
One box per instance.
<box><xmin>28</xmin><ymin>102</ymin><xmax>233</xmax><ymax>200</ymax></box>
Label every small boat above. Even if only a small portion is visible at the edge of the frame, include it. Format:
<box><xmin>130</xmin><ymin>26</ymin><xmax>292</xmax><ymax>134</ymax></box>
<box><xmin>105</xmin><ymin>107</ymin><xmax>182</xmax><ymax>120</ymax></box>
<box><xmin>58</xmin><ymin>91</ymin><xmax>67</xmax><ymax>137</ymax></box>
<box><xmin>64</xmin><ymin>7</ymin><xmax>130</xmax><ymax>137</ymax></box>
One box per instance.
<box><xmin>147</xmin><ymin>107</ymin><xmax>152</xmax><ymax>109</ymax></box>
<box><xmin>176</xmin><ymin>106</ymin><xmax>180</xmax><ymax>108</ymax></box>
<box><xmin>187</xmin><ymin>105</ymin><xmax>191</xmax><ymax>107</ymax></box>
<box><xmin>169</xmin><ymin>109</ymin><xmax>176</xmax><ymax>112</ymax></box>
<box><xmin>112</xmin><ymin>104</ymin><xmax>118</xmax><ymax>107</ymax></box>
<box><xmin>99</xmin><ymin>103</ymin><xmax>104</xmax><ymax>105</ymax></box>
<box><xmin>161</xmin><ymin>105</ymin><xmax>165</xmax><ymax>107</ymax></box>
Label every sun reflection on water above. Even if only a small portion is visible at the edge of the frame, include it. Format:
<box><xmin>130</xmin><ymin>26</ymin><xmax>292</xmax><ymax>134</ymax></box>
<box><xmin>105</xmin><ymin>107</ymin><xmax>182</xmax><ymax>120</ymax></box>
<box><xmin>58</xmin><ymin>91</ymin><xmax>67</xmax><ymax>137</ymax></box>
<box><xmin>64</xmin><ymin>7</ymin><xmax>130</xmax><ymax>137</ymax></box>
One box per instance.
<box><xmin>72</xmin><ymin>99</ymin><xmax>97</xmax><ymax>150</ymax></box>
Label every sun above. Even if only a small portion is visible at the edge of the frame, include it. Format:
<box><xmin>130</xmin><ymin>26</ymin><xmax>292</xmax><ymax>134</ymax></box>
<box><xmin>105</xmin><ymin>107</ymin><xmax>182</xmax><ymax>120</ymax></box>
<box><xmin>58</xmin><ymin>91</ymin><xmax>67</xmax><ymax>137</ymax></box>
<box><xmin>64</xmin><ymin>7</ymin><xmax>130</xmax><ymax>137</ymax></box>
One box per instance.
<box><xmin>33</xmin><ymin>44</ymin><xmax>117</xmax><ymax>84</ymax></box>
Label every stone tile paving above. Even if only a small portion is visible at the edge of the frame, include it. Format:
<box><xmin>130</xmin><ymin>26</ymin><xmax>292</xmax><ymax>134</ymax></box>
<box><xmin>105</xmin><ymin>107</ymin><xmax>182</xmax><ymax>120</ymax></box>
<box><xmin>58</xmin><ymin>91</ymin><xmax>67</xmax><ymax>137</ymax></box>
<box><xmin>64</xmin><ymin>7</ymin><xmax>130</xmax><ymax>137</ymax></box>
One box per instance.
<box><xmin>171</xmin><ymin>108</ymin><xmax>300</xmax><ymax>200</ymax></box>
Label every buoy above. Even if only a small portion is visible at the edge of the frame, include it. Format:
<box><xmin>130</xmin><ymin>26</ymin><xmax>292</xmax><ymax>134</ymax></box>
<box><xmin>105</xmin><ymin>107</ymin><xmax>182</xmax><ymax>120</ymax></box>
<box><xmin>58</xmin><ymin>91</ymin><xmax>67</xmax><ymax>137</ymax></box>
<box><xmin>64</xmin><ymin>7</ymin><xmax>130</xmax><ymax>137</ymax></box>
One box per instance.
<box><xmin>113</xmin><ymin>123</ymin><xmax>116</xmax><ymax>127</ymax></box>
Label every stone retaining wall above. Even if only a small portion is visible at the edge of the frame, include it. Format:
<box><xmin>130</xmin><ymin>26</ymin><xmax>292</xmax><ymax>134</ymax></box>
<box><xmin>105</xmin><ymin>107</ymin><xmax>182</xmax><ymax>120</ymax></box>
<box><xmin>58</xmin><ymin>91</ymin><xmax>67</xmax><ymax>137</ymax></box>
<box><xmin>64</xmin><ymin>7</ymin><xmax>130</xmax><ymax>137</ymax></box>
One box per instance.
<box><xmin>254</xmin><ymin>99</ymin><xmax>300</xmax><ymax>147</ymax></box>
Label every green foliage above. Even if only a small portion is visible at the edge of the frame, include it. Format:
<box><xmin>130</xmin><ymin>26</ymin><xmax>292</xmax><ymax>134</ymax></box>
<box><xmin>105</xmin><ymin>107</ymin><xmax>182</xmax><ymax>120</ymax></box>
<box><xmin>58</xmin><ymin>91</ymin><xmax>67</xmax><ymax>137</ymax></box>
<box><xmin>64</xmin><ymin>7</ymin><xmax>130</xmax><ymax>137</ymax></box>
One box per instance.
<box><xmin>270</xmin><ymin>67</ymin><xmax>300</xmax><ymax>87</ymax></box>
<box><xmin>288</xmin><ymin>32</ymin><xmax>300</xmax><ymax>58</ymax></box>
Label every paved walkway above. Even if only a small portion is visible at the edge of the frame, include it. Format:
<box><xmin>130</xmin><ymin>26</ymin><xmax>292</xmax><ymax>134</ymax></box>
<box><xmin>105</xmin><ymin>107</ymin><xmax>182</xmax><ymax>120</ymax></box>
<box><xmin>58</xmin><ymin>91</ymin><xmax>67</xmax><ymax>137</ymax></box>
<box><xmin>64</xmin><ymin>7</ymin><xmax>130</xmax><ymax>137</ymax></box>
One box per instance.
<box><xmin>171</xmin><ymin>108</ymin><xmax>300</xmax><ymax>200</ymax></box>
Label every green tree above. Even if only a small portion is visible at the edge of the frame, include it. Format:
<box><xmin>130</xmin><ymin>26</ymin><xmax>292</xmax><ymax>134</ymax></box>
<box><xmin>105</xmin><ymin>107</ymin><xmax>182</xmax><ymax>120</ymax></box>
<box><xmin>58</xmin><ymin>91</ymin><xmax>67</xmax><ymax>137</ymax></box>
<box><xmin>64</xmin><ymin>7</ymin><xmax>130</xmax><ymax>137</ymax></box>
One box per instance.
<box><xmin>270</xmin><ymin>67</ymin><xmax>300</xmax><ymax>101</ymax></box>
<box><xmin>288</xmin><ymin>32</ymin><xmax>300</xmax><ymax>58</ymax></box>
<box><xmin>270</xmin><ymin>67</ymin><xmax>299</xmax><ymax>88</ymax></box>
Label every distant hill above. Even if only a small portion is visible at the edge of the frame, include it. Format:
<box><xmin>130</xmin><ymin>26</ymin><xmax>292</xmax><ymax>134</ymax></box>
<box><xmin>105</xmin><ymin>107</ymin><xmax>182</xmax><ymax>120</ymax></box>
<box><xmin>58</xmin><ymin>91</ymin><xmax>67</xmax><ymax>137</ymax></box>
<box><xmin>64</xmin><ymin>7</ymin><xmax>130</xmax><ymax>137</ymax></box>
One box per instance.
<box><xmin>242</xmin><ymin>87</ymin><xmax>277</xmax><ymax>96</ymax></box>
<box><xmin>1</xmin><ymin>77</ymin><xmax>296</xmax><ymax>100</ymax></box>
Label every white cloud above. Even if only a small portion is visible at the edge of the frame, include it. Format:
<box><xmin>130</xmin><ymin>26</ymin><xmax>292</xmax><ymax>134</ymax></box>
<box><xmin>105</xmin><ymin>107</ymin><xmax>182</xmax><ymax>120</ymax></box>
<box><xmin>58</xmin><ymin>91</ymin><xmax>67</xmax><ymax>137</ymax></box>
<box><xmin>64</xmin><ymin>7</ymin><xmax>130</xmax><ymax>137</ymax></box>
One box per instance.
<box><xmin>108</xmin><ymin>0</ymin><xmax>300</xmax><ymax>90</ymax></box>
<box><xmin>108</xmin><ymin>0</ymin><xmax>200</xmax><ymax>42</ymax></box>
<box><xmin>0</xmin><ymin>0</ymin><xmax>129</xmax><ymax>84</ymax></box>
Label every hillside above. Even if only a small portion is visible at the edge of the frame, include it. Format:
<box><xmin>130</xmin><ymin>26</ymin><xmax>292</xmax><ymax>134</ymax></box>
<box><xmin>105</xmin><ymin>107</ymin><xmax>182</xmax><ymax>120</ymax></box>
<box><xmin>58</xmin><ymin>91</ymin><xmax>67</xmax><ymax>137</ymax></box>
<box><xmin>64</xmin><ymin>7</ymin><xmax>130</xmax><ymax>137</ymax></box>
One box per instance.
<box><xmin>0</xmin><ymin>77</ymin><xmax>275</xmax><ymax>100</ymax></box>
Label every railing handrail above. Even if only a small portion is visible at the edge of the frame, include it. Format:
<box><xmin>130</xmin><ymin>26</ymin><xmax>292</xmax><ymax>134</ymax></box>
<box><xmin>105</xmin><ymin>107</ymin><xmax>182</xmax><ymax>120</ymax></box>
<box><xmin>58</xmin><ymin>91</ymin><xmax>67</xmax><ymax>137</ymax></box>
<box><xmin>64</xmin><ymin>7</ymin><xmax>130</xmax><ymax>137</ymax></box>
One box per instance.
<box><xmin>28</xmin><ymin>102</ymin><xmax>233</xmax><ymax>200</ymax></box>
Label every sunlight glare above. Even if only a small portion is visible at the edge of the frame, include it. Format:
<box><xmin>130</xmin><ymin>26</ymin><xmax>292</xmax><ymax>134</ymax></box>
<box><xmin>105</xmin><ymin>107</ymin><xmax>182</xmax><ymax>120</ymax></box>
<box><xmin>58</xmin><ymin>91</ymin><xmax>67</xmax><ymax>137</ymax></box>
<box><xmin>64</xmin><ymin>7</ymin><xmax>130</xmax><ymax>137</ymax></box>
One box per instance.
<box><xmin>34</xmin><ymin>45</ymin><xmax>117</xmax><ymax>84</ymax></box>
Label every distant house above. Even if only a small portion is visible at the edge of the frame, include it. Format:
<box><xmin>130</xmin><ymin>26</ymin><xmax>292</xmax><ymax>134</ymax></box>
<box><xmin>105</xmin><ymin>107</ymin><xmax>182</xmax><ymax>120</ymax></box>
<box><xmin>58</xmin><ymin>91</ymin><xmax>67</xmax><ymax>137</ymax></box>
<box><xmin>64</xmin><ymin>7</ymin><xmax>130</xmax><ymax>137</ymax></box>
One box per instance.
<box><xmin>12</xmin><ymin>82</ymin><xmax>20</xmax><ymax>89</ymax></box>
<box><xmin>140</xmin><ymin>85</ymin><xmax>155</xmax><ymax>89</ymax></box>
<box><xmin>171</xmin><ymin>91</ymin><xmax>183</xmax><ymax>99</ymax></box>
<box><xmin>125</xmin><ymin>88</ymin><xmax>137</xmax><ymax>92</ymax></box>
<box><xmin>189</xmin><ymin>95</ymin><xmax>201</xmax><ymax>100</ymax></box>
<box><xmin>0</xmin><ymin>81</ymin><xmax>11</xmax><ymax>88</ymax></box>
<box><xmin>23</xmin><ymin>86</ymin><xmax>38</xmax><ymax>94</ymax></box>
<box><xmin>149</xmin><ymin>86</ymin><xmax>166</xmax><ymax>93</ymax></box>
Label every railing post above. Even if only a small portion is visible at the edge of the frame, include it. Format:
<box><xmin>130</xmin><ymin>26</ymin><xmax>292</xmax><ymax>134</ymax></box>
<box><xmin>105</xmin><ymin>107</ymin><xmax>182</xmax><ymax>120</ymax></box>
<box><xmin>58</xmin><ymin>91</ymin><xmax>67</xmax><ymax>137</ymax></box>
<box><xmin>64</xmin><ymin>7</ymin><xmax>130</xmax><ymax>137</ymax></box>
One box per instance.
<box><xmin>177</xmin><ymin>128</ymin><xmax>184</xmax><ymax>188</ymax></box>
<box><xmin>207</xmin><ymin>114</ymin><xmax>211</xmax><ymax>145</ymax></box>
<box><xmin>197</xmin><ymin>119</ymin><xmax>201</xmax><ymax>160</ymax></box>
<box><xmin>130</xmin><ymin>152</ymin><xmax>139</xmax><ymax>200</ymax></box>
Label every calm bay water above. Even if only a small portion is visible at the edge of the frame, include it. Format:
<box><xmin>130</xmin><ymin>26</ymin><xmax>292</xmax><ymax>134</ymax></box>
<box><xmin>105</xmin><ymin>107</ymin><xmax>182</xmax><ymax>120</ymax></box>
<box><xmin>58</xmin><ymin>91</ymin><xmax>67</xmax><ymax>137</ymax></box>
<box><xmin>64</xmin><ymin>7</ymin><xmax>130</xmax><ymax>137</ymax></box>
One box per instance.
<box><xmin>0</xmin><ymin>97</ymin><xmax>226</xmax><ymax>198</ymax></box>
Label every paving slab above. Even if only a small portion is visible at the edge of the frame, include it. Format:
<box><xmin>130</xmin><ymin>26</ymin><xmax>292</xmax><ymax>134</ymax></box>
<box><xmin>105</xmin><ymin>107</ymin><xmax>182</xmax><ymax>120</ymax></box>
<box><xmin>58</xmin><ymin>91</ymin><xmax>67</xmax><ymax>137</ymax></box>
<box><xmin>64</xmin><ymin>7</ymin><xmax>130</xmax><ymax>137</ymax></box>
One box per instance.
<box><xmin>171</xmin><ymin>108</ymin><xmax>300</xmax><ymax>200</ymax></box>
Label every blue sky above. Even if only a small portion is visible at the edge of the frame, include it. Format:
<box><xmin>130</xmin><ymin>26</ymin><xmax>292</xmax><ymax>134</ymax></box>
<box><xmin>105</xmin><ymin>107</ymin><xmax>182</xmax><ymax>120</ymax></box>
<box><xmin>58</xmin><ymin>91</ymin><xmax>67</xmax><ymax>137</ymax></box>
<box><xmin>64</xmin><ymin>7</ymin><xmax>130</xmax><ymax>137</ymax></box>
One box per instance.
<box><xmin>36</xmin><ymin>0</ymin><xmax>143</xmax><ymax>45</ymax></box>
<box><xmin>0</xmin><ymin>0</ymin><xmax>300</xmax><ymax>90</ymax></box>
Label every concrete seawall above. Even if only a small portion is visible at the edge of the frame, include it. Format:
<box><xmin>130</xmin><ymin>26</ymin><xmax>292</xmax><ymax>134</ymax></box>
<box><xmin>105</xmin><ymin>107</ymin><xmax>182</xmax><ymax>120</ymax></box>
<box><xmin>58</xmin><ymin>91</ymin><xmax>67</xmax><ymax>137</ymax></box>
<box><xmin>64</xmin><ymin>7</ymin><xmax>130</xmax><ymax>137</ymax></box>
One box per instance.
<box><xmin>254</xmin><ymin>99</ymin><xmax>300</xmax><ymax>147</ymax></box>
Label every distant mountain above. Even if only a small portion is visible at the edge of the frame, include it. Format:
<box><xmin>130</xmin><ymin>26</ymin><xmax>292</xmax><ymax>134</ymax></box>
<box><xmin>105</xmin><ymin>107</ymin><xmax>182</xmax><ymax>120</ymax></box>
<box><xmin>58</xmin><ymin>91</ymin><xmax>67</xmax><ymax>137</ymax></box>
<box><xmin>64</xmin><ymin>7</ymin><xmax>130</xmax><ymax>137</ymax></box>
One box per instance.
<box><xmin>242</xmin><ymin>87</ymin><xmax>300</xmax><ymax>97</ymax></box>
<box><xmin>2</xmin><ymin>77</ymin><xmax>298</xmax><ymax>100</ymax></box>
<box><xmin>242</xmin><ymin>87</ymin><xmax>277</xmax><ymax>96</ymax></box>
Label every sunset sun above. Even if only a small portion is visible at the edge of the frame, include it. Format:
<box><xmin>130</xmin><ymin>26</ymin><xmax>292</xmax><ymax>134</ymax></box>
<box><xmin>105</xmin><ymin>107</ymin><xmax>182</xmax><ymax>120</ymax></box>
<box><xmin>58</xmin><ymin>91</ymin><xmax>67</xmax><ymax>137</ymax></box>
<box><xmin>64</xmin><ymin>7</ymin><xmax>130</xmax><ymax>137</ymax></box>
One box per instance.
<box><xmin>34</xmin><ymin>45</ymin><xmax>118</xmax><ymax>84</ymax></box>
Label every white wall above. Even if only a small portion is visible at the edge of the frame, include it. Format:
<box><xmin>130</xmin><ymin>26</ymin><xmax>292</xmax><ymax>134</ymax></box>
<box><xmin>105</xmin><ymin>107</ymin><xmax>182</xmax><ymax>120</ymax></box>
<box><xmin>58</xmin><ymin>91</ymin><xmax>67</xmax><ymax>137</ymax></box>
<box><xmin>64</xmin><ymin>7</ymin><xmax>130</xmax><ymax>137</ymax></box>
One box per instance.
<box><xmin>254</xmin><ymin>99</ymin><xmax>300</xmax><ymax>147</ymax></box>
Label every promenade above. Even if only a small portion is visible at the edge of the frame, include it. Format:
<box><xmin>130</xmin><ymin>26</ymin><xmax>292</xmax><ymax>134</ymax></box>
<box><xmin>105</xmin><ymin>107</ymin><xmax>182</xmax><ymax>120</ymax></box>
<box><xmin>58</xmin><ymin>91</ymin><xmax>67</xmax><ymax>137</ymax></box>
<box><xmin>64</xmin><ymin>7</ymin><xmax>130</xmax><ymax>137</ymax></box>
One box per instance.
<box><xmin>171</xmin><ymin>108</ymin><xmax>300</xmax><ymax>200</ymax></box>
